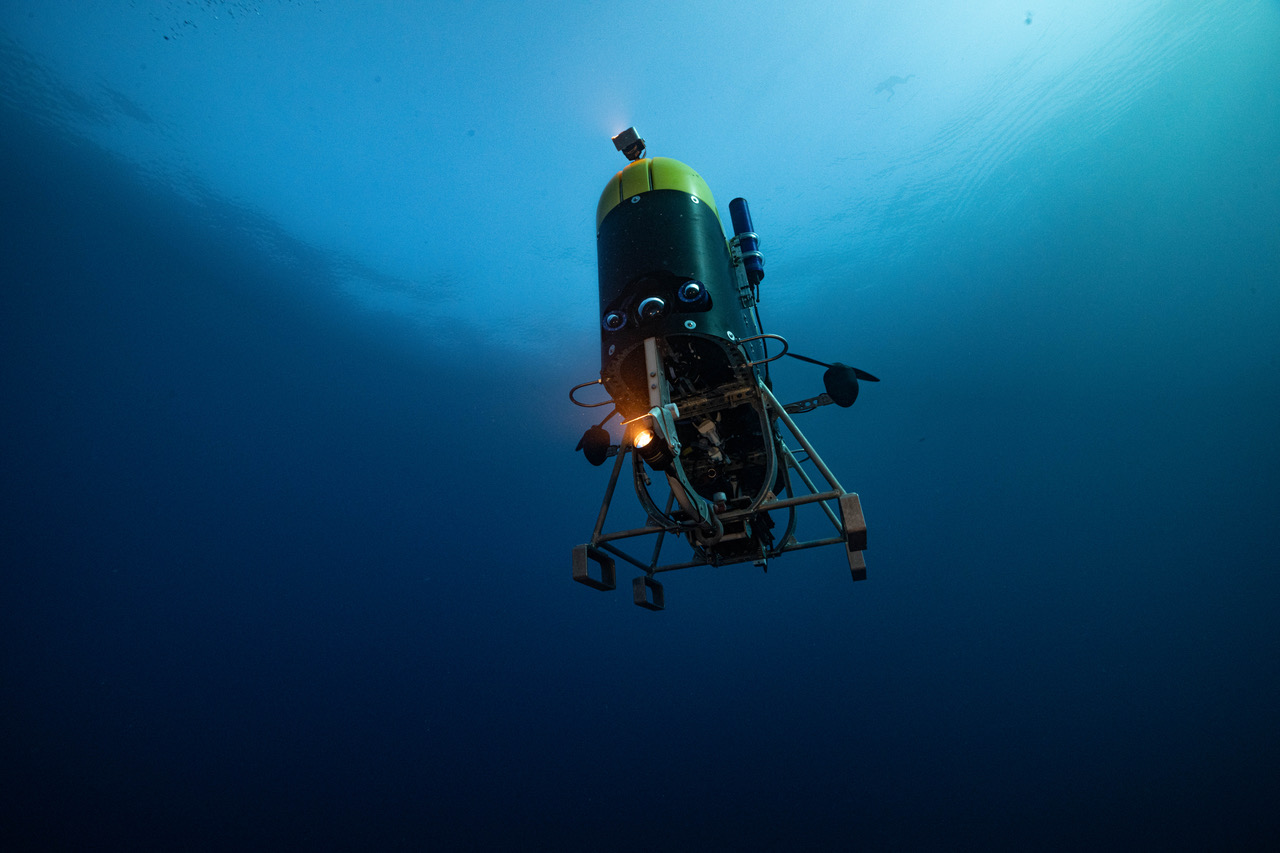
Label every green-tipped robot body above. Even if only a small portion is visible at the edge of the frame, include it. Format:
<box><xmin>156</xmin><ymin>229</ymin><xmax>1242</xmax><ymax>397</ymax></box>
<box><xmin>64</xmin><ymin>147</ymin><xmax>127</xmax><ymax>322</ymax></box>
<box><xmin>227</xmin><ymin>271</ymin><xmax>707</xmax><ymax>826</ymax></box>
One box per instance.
<box><xmin>570</xmin><ymin>134</ymin><xmax>876</xmax><ymax>609</ymax></box>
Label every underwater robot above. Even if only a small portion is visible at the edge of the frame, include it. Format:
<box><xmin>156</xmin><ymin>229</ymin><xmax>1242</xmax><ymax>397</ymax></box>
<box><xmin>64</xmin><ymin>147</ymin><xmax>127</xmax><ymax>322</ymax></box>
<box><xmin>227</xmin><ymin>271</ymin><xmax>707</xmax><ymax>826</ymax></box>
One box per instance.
<box><xmin>570</xmin><ymin>128</ymin><xmax>878</xmax><ymax>609</ymax></box>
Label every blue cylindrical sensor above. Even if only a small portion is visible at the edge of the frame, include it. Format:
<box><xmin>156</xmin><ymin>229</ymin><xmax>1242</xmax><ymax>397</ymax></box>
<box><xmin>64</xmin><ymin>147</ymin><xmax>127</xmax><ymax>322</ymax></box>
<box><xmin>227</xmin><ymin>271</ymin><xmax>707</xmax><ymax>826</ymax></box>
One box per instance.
<box><xmin>729</xmin><ymin>197</ymin><xmax>764</xmax><ymax>286</ymax></box>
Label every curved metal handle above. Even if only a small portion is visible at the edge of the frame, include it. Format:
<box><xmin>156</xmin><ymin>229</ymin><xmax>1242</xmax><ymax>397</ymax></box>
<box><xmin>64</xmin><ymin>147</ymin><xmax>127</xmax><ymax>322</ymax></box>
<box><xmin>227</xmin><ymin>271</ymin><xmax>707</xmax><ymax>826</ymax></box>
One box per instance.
<box><xmin>569</xmin><ymin>379</ymin><xmax>614</xmax><ymax>408</ymax></box>
<box><xmin>733</xmin><ymin>333</ymin><xmax>789</xmax><ymax>368</ymax></box>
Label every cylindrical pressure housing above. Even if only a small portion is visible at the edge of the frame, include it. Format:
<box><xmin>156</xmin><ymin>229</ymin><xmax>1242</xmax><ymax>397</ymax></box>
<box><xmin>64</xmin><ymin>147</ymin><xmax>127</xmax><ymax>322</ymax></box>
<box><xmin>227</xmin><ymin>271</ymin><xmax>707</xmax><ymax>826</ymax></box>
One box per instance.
<box><xmin>729</xmin><ymin>197</ymin><xmax>764</xmax><ymax>287</ymax></box>
<box><xmin>595</xmin><ymin>157</ymin><xmax>763</xmax><ymax>418</ymax></box>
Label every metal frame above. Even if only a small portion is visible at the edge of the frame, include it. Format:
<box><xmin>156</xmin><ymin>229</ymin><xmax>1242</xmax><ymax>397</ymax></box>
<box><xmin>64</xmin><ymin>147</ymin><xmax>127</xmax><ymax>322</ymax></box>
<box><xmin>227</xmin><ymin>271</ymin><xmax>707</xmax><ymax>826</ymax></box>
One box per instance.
<box><xmin>572</xmin><ymin>378</ymin><xmax>867</xmax><ymax>608</ymax></box>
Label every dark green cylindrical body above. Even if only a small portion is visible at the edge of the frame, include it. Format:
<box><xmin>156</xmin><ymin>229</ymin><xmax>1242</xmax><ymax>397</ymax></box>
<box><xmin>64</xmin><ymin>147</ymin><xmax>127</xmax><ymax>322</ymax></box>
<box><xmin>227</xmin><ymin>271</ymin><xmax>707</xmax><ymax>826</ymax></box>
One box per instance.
<box><xmin>596</xmin><ymin>187</ymin><xmax>762</xmax><ymax>418</ymax></box>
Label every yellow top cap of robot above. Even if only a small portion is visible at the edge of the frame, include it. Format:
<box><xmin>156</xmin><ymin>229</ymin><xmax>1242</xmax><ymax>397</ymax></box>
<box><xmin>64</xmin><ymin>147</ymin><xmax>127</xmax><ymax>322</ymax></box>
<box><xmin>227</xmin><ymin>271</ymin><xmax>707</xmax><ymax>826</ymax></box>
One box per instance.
<box><xmin>596</xmin><ymin>157</ymin><xmax>721</xmax><ymax>233</ymax></box>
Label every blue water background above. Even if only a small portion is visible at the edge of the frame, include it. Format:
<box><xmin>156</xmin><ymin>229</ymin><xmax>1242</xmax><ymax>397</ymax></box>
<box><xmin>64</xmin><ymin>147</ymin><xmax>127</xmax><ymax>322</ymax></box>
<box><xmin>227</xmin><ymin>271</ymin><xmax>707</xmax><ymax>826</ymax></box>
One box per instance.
<box><xmin>2</xmin><ymin>3</ymin><xmax>1279</xmax><ymax>850</ymax></box>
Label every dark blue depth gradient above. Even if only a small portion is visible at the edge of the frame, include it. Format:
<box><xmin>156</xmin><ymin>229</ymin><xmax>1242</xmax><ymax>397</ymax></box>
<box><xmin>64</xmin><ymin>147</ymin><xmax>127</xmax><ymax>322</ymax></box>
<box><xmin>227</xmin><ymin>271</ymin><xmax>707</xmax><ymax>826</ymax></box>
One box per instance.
<box><xmin>3</xmin><ymin>76</ymin><xmax>1280</xmax><ymax>853</ymax></box>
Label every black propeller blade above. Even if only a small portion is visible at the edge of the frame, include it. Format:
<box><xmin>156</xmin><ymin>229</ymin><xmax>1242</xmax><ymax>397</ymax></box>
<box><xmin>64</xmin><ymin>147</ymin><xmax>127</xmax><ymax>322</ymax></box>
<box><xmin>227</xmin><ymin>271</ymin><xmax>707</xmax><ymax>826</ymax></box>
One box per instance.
<box><xmin>576</xmin><ymin>425</ymin><xmax>611</xmax><ymax>466</ymax></box>
<box><xmin>822</xmin><ymin>362</ymin><xmax>880</xmax><ymax>408</ymax></box>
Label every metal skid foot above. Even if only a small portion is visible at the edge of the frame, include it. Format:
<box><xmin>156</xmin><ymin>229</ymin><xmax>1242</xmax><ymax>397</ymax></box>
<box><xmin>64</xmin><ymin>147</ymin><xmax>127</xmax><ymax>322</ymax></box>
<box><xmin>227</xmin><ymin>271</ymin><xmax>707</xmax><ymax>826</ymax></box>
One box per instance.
<box><xmin>838</xmin><ymin>493</ymin><xmax>867</xmax><ymax>550</ymax></box>
<box><xmin>838</xmin><ymin>493</ymin><xmax>868</xmax><ymax>581</ymax></box>
<box><xmin>572</xmin><ymin>545</ymin><xmax>616</xmax><ymax>591</ymax></box>
<box><xmin>632</xmin><ymin>575</ymin><xmax>665</xmax><ymax>610</ymax></box>
<box><xmin>846</xmin><ymin>548</ymin><xmax>867</xmax><ymax>582</ymax></box>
